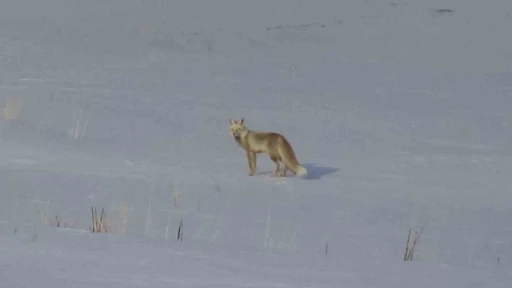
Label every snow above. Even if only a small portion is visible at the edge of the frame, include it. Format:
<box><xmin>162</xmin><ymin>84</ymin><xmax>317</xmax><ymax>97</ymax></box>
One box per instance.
<box><xmin>1</xmin><ymin>0</ymin><xmax>511</xmax><ymax>286</ymax></box>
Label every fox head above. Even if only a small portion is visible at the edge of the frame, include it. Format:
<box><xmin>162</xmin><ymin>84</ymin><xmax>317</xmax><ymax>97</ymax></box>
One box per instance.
<box><xmin>229</xmin><ymin>118</ymin><xmax>248</xmax><ymax>139</ymax></box>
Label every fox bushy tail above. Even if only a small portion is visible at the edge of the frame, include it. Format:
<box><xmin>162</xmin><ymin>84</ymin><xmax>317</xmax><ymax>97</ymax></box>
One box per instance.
<box><xmin>279</xmin><ymin>138</ymin><xmax>307</xmax><ymax>176</ymax></box>
<box><xmin>295</xmin><ymin>165</ymin><xmax>307</xmax><ymax>176</ymax></box>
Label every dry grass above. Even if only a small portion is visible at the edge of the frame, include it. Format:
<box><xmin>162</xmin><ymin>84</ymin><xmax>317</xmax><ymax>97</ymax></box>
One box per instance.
<box><xmin>42</xmin><ymin>214</ymin><xmax>77</xmax><ymax>229</ymax></box>
<box><xmin>404</xmin><ymin>226</ymin><xmax>425</xmax><ymax>261</ymax></box>
<box><xmin>115</xmin><ymin>202</ymin><xmax>131</xmax><ymax>235</ymax></box>
<box><xmin>39</xmin><ymin>204</ymin><xmax>130</xmax><ymax>234</ymax></box>
<box><xmin>90</xmin><ymin>206</ymin><xmax>109</xmax><ymax>233</ymax></box>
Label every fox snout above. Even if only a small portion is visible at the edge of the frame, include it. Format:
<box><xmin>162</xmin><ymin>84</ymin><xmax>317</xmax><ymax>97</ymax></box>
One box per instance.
<box><xmin>231</xmin><ymin>129</ymin><xmax>242</xmax><ymax>138</ymax></box>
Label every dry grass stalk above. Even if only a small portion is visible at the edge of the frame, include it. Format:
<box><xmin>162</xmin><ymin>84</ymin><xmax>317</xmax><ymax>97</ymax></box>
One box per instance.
<box><xmin>116</xmin><ymin>202</ymin><xmax>131</xmax><ymax>235</ymax></box>
<box><xmin>42</xmin><ymin>213</ymin><xmax>76</xmax><ymax>229</ymax></box>
<box><xmin>404</xmin><ymin>226</ymin><xmax>425</xmax><ymax>261</ymax></box>
<box><xmin>90</xmin><ymin>206</ymin><xmax>109</xmax><ymax>233</ymax></box>
<box><xmin>404</xmin><ymin>228</ymin><xmax>414</xmax><ymax>261</ymax></box>
<box><xmin>173</xmin><ymin>186</ymin><xmax>181</xmax><ymax>210</ymax></box>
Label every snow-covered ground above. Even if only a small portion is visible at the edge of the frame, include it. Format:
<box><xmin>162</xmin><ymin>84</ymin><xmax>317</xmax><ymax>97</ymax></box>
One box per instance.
<box><xmin>1</xmin><ymin>0</ymin><xmax>512</xmax><ymax>286</ymax></box>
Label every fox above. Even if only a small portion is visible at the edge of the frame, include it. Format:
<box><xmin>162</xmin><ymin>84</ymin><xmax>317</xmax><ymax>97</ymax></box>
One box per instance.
<box><xmin>228</xmin><ymin>118</ymin><xmax>307</xmax><ymax>177</ymax></box>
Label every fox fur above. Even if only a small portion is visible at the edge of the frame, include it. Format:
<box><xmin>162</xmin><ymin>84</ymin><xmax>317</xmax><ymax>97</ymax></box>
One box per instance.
<box><xmin>229</xmin><ymin>118</ymin><xmax>307</xmax><ymax>177</ymax></box>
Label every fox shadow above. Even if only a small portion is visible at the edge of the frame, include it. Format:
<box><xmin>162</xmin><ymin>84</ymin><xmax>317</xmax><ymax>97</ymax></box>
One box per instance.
<box><xmin>257</xmin><ymin>163</ymin><xmax>338</xmax><ymax>180</ymax></box>
<box><xmin>302</xmin><ymin>163</ymin><xmax>338</xmax><ymax>180</ymax></box>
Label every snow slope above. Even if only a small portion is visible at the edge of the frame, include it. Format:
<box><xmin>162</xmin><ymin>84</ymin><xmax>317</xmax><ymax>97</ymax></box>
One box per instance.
<box><xmin>1</xmin><ymin>0</ymin><xmax>512</xmax><ymax>286</ymax></box>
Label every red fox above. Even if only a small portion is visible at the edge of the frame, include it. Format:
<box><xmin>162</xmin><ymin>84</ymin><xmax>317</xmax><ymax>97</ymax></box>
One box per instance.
<box><xmin>229</xmin><ymin>118</ymin><xmax>307</xmax><ymax>177</ymax></box>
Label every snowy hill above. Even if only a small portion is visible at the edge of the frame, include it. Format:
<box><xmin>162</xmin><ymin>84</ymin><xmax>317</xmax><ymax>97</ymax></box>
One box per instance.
<box><xmin>1</xmin><ymin>0</ymin><xmax>512</xmax><ymax>286</ymax></box>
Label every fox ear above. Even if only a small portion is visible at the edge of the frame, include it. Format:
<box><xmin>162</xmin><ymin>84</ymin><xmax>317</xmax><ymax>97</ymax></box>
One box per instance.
<box><xmin>240</xmin><ymin>118</ymin><xmax>244</xmax><ymax>125</ymax></box>
<box><xmin>229</xmin><ymin>119</ymin><xmax>235</xmax><ymax>125</ymax></box>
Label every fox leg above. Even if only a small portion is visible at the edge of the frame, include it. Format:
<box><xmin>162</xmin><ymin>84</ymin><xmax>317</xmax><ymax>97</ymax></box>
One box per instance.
<box><xmin>252</xmin><ymin>152</ymin><xmax>257</xmax><ymax>174</ymax></box>
<box><xmin>246</xmin><ymin>150</ymin><xmax>256</xmax><ymax>176</ymax></box>
<box><xmin>270</xmin><ymin>157</ymin><xmax>281</xmax><ymax>177</ymax></box>
<box><xmin>281</xmin><ymin>165</ymin><xmax>288</xmax><ymax>177</ymax></box>
<box><xmin>273</xmin><ymin>164</ymin><xmax>280</xmax><ymax>177</ymax></box>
